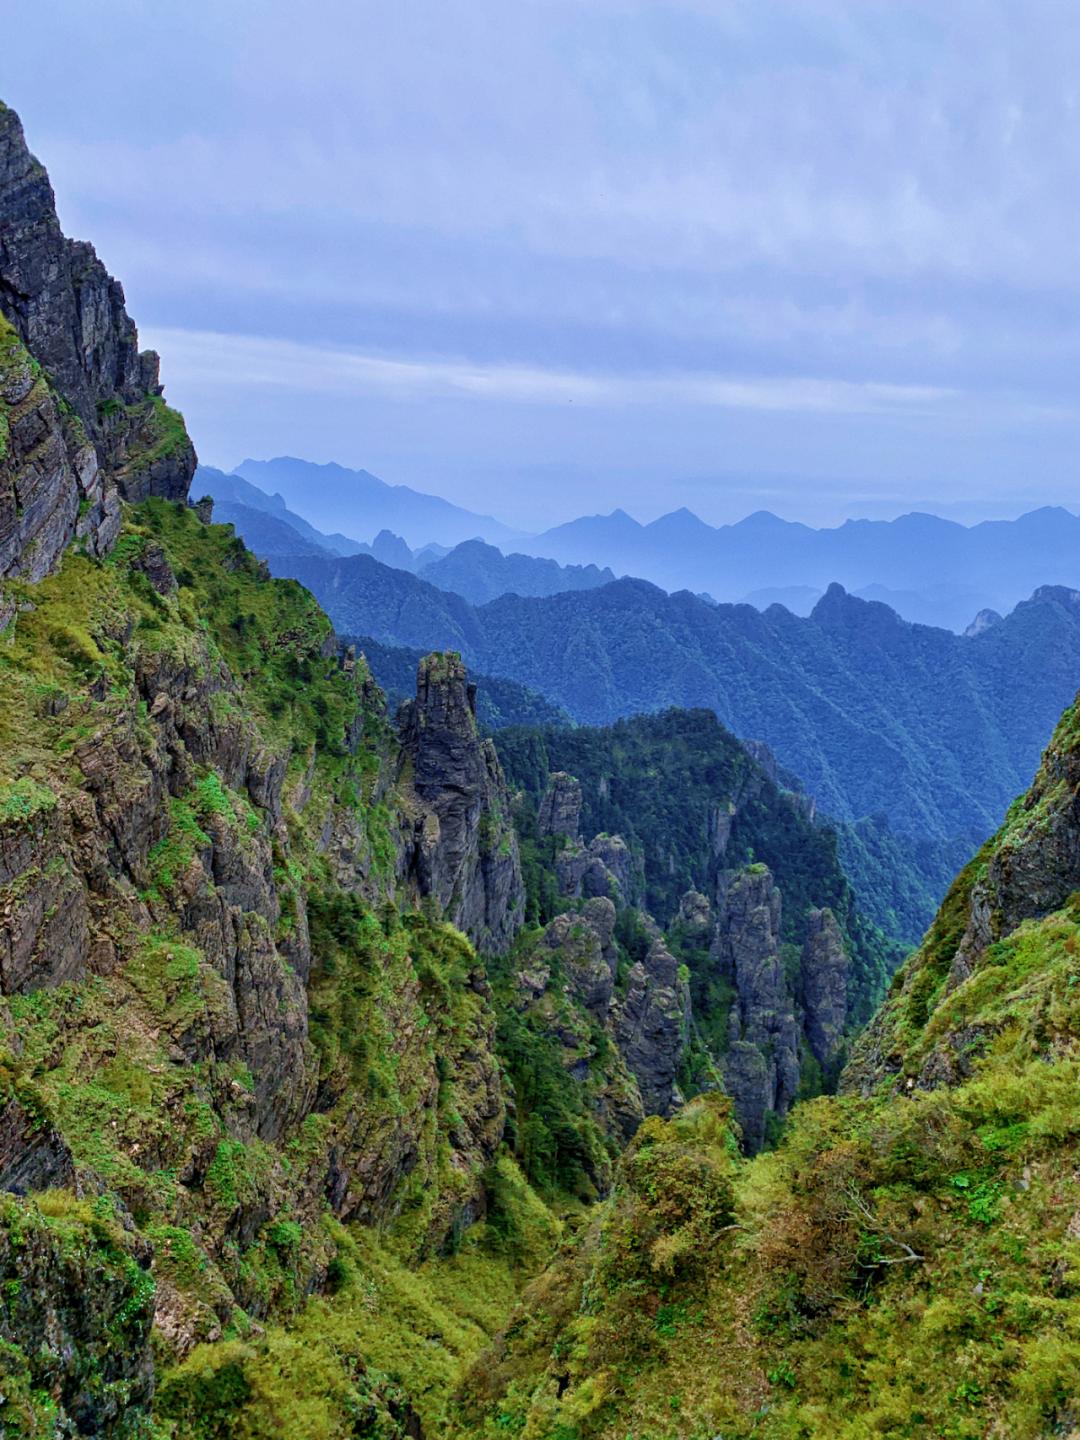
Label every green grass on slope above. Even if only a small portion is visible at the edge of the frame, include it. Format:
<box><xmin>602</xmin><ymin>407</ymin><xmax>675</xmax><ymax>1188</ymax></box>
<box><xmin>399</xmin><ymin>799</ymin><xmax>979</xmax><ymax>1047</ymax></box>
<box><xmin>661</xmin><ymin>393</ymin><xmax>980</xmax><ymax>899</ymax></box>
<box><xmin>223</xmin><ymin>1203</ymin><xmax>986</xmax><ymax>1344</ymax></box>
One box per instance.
<box><xmin>156</xmin><ymin>1160</ymin><xmax>560</xmax><ymax>1439</ymax></box>
<box><xmin>0</xmin><ymin>498</ymin><xmax>565</xmax><ymax>1434</ymax></box>
<box><xmin>453</xmin><ymin>897</ymin><xmax>1080</xmax><ymax>1440</ymax></box>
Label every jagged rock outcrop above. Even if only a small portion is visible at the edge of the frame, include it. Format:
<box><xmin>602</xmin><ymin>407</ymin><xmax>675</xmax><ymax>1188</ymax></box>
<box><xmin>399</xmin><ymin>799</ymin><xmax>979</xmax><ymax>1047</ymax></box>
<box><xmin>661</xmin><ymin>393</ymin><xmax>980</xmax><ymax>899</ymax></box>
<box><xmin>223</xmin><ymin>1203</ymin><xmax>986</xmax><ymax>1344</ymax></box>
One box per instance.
<box><xmin>613</xmin><ymin>935</ymin><xmax>690</xmax><ymax>1118</ymax></box>
<box><xmin>712</xmin><ymin>866</ymin><xmax>800</xmax><ymax>1154</ymax></box>
<box><xmin>673</xmin><ymin>888</ymin><xmax>711</xmax><ymax>939</ymax></box>
<box><xmin>398</xmin><ymin>652</ymin><xmax>525</xmax><ymax>953</ymax></box>
<box><xmin>534</xmin><ymin>766</ymin><xmax>641</xmax><ymax>904</ymax></box>
<box><xmin>701</xmin><ymin>871</ymin><xmax>855</xmax><ymax>1150</ymax></box>
<box><xmin>799</xmin><ymin>907</ymin><xmax>850</xmax><ymax>1073</ymax></box>
<box><xmin>512</xmin><ymin>892</ymin><xmax>689</xmax><ymax>1161</ymax></box>
<box><xmin>0</xmin><ymin>102</ymin><xmax>194</xmax><ymax>588</ymax></box>
<box><xmin>556</xmin><ymin>832</ymin><xmax>639</xmax><ymax>905</ymax></box>
<box><xmin>963</xmin><ymin>607</ymin><xmax>1002</xmax><ymax>638</ymax></box>
<box><xmin>537</xmin><ymin>771</ymin><xmax>582</xmax><ymax>840</ymax></box>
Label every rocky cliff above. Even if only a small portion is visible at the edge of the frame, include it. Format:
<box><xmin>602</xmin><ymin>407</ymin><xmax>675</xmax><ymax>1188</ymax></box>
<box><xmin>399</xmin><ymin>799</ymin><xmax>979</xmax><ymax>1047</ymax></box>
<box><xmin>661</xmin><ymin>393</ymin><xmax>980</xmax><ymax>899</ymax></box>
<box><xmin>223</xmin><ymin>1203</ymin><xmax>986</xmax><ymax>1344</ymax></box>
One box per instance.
<box><xmin>846</xmin><ymin>691</ymin><xmax>1080</xmax><ymax>1094</ymax></box>
<box><xmin>0</xmin><ymin>103</ymin><xmax>542</xmax><ymax>1435</ymax></box>
<box><xmin>0</xmin><ymin>103</ymin><xmax>194</xmax><ymax>591</ymax></box>
<box><xmin>0</xmin><ymin>97</ymin><xmax>1026</xmax><ymax>1440</ymax></box>
<box><xmin>397</xmin><ymin>651</ymin><xmax>525</xmax><ymax>952</ymax></box>
<box><xmin>501</xmin><ymin>723</ymin><xmax>878</xmax><ymax>1155</ymax></box>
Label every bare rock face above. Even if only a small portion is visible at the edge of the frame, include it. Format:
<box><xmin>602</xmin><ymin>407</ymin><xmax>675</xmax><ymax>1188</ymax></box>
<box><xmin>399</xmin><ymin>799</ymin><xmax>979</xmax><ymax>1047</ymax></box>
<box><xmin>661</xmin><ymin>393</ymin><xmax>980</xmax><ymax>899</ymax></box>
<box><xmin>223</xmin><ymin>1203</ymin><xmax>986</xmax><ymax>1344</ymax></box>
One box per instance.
<box><xmin>511</xmin><ymin>891</ymin><xmax>690</xmax><ymax>1168</ymax></box>
<box><xmin>613</xmin><ymin>935</ymin><xmax>690</xmax><ymax>1119</ymax></box>
<box><xmin>397</xmin><ymin>653</ymin><xmax>525</xmax><ymax>953</ymax></box>
<box><xmin>543</xmin><ymin>896</ymin><xmax>619</xmax><ymax>1017</ymax></box>
<box><xmin>712</xmin><ymin>866</ymin><xmax>800</xmax><ymax>1154</ymax></box>
<box><xmin>557</xmin><ymin>833</ymin><xmax>639</xmax><ymax>905</ymax></box>
<box><xmin>0</xmin><ymin>788</ymin><xmax>89</xmax><ymax>992</ymax></box>
<box><xmin>0</xmin><ymin>1096</ymin><xmax>75</xmax><ymax>1195</ymax></box>
<box><xmin>800</xmin><ymin>907</ymin><xmax>850</xmax><ymax>1072</ymax></box>
<box><xmin>538</xmin><ymin>771</ymin><xmax>583</xmax><ymax>840</ymax></box>
<box><xmin>846</xmin><ymin>693</ymin><xmax>1080</xmax><ymax>1095</ymax></box>
<box><xmin>0</xmin><ymin>102</ymin><xmax>195</xmax><ymax>587</ymax></box>
<box><xmin>949</xmin><ymin>710</ymin><xmax>1080</xmax><ymax>987</ymax></box>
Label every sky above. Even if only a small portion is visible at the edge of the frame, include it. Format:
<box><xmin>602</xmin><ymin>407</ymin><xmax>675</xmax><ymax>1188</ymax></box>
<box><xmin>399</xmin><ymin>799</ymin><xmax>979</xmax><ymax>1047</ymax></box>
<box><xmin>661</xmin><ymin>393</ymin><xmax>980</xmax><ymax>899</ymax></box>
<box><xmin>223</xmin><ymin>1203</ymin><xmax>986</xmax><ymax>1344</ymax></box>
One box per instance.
<box><xmin>5</xmin><ymin>0</ymin><xmax>1080</xmax><ymax>531</ymax></box>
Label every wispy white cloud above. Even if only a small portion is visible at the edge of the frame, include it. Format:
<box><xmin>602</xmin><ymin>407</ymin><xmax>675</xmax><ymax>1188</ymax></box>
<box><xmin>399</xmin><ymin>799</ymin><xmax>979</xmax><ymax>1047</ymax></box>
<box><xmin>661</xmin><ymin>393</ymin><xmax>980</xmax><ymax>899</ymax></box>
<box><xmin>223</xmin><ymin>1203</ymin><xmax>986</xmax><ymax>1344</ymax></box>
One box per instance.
<box><xmin>10</xmin><ymin>0</ymin><xmax>1080</xmax><ymax>522</ymax></box>
<box><xmin>145</xmin><ymin>325</ymin><xmax>959</xmax><ymax>416</ymax></box>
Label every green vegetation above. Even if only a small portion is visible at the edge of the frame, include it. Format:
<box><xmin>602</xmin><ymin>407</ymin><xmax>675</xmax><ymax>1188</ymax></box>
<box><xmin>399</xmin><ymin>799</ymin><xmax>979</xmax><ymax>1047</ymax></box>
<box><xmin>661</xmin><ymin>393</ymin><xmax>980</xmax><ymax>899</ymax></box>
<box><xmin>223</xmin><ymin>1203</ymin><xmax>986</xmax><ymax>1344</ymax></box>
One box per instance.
<box><xmin>447</xmin><ymin>703</ymin><xmax>1080</xmax><ymax>1440</ymax></box>
<box><xmin>453</xmin><ymin>893</ymin><xmax>1080</xmax><ymax>1439</ymax></box>
<box><xmin>284</xmin><ymin>540</ymin><xmax>1080</xmax><ymax>945</ymax></box>
<box><xmin>158</xmin><ymin>1179</ymin><xmax>560</xmax><ymax>1439</ymax></box>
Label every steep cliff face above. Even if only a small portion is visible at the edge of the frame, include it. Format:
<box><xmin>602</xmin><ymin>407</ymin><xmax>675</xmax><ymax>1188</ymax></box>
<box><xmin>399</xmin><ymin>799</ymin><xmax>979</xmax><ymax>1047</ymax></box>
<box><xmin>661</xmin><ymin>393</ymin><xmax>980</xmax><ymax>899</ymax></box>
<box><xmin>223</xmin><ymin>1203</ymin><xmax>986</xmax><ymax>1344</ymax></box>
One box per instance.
<box><xmin>0</xmin><ymin>102</ymin><xmax>194</xmax><ymax>589</ymax></box>
<box><xmin>712</xmin><ymin>866</ymin><xmax>801</xmax><ymax>1154</ymax></box>
<box><xmin>536</xmin><ymin>769</ymin><xmax>582</xmax><ymax>839</ymax></box>
<box><xmin>505</xmin><ymin>890</ymin><xmax>691</xmax><ymax>1188</ymax></box>
<box><xmin>0</xmin><ymin>504</ymin><xmax>512</xmax><ymax>1363</ymax></box>
<box><xmin>693</xmin><ymin>868</ymin><xmax>854</xmax><ymax>1151</ymax></box>
<box><xmin>397</xmin><ymin>651</ymin><xmax>525</xmax><ymax>953</ymax></box>
<box><xmin>500</xmin><ymin>719</ymin><xmax>887</xmax><ymax>1155</ymax></box>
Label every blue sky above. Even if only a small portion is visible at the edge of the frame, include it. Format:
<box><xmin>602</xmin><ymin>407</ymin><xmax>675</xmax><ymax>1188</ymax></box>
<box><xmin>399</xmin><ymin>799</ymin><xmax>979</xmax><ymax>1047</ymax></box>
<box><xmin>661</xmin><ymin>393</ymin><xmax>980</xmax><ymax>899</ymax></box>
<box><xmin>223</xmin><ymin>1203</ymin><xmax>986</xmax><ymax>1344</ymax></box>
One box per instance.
<box><xmin>6</xmin><ymin>0</ymin><xmax>1080</xmax><ymax>529</ymax></box>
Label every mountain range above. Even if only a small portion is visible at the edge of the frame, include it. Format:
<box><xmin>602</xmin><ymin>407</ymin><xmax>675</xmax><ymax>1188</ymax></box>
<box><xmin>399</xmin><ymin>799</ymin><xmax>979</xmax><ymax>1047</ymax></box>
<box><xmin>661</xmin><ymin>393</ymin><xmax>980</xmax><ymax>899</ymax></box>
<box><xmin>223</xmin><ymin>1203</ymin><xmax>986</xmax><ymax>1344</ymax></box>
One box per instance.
<box><xmin>520</xmin><ymin>503</ymin><xmax>1080</xmax><ymax>629</ymax></box>
<box><xmin>267</xmin><ymin>546</ymin><xmax>1080</xmax><ymax>849</ymax></box>
<box><xmin>201</xmin><ymin>459</ymin><xmax>1080</xmax><ymax>632</ymax></box>
<box><xmin>196</xmin><ymin>465</ymin><xmax>614</xmax><ymax>605</ymax></box>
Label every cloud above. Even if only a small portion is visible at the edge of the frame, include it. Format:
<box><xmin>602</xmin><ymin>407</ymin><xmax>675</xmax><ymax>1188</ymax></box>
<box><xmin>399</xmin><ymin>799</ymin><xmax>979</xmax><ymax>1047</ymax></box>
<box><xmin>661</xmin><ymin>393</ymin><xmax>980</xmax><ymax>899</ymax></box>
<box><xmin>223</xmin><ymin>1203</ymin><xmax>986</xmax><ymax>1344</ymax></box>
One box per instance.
<box><xmin>10</xmin><ymin>0</ymin><xmax>1080</xmax><ymax>522</ymax></box>
<box><xmin>145</xmin><ymin>325</ymin><xmax>960</xmax><ymax>416</ymax></box>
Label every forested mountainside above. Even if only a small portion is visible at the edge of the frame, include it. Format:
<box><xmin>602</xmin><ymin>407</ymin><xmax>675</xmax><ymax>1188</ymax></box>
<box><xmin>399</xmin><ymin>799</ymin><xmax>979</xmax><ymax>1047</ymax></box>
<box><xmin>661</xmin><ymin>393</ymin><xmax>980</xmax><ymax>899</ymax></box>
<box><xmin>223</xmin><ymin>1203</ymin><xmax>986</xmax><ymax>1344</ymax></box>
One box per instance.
<box><xmin>272</xmin><ymin>546</ymin><xmax>1080</xmax><ymax>940</ymax></box>
<box><xmin>270</xmin><ymin>551</ymin><xmax>1080</xmax><ymax>848</ymax></box>
<box><xmin>4</xmin><ymin>97</ymin><xmax>1080</xmax><ymax>1440</ymax></box>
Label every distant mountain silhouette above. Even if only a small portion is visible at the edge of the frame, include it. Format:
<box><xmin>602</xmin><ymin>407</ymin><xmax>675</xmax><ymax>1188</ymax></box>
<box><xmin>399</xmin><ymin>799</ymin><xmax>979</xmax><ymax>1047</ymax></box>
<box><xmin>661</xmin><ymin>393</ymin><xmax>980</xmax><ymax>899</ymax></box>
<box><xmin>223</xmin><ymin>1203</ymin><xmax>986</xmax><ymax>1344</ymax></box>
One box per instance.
<box><xmin>202</xmin><ymin>467</ymin><xmax>615</xmax><ymax>606</ymax></box>
<box><xmin>417</xmin><ymin>538</ymin><xmax>614</xmax><ymax>604</ymax></box>
<box><xmin>232</xmin><ymin>456</ymin><xmax>523</xmax><ymax>549</ymax></box>
<box><xmin>194</xmin><ymin>467</ymin><xmax>367</xmax><ymax>556</ymax></box>
<box><xmin>521</xmin><ymin>504</ymin><xmax>1080</xmax><ymax>630</ymax></box>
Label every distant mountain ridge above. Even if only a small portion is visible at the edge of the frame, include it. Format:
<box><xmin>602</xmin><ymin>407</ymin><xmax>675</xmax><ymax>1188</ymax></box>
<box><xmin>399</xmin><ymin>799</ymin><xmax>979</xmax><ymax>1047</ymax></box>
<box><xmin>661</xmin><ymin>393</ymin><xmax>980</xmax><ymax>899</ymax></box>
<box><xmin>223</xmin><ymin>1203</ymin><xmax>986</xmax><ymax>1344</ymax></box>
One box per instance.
<box><xmin>197</xmin><ymin>466</ymin><xmax>615</xmax><ymax>605</ymax></box>
<box><xmin>211</xmin><ymin>457</ymin><xmax>1079</xmax><ymax>631</ymax></box>
<box><xmin>232</xmin><ymin>456</ymin><xmax>523</xmax><ymax>549</ymax></box>
<box><xmin>417</xmin><ymin>537</ymin><xmax>614</xmax><ymax>604</ymax></box>
<box><xmin>521</xmin><ymin>503</ymin><xmax>1080</xmax><ymax>630</ymax></box>
<box><xmin>270</xmin><ymin>548</ymin><xmax>1080</xmax><ymax>863</ymax></box>
<box><xmin>194</xmin><ymin>466</ymin><xmax>368</xmax><ymax>555</ymax></box>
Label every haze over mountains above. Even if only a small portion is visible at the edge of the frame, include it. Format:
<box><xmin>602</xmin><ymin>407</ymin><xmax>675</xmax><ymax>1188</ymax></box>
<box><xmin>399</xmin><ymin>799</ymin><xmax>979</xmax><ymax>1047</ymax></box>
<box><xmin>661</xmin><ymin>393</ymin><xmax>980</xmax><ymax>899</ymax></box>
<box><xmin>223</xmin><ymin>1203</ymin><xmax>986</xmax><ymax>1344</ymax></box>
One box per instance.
<box><xmin>199</xmin><ymin>458</ymin><xmax>1079</xmax><ymax>633</ymax></box>
<box><xmin>521</xmin><ymin>502</ymin><xmax>1080</xmax><ymax>630</ymax></box>
<box><xmin>232</xmin><ymin>456</ymin><xmax>523</xmax><ymax>549</ymax></box>
<box><xmin>193</xmin><ymin>453</ymin><xmax>1080</xmax><ymax>944</ymax></box>
<box><xmin>270</xmin><ymin>547</ymin><xmax>1080</xmax><ymax>851</ymax></box>
<box><xmin>196</xmin><ymin>466</ymin><xmax>614</xmax><ymax>605</ymax></box>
